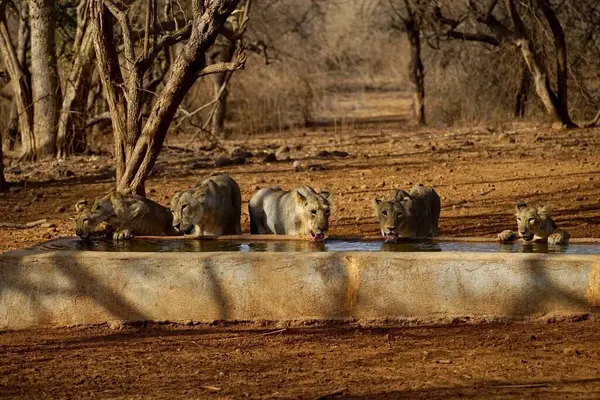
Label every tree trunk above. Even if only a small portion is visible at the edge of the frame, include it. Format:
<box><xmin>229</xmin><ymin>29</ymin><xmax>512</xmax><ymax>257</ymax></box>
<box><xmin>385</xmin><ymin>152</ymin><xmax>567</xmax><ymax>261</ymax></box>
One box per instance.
<box><xmin>91</xmin><ymin>6</ymin><xmax>128</xmax><ymax>183</ymax></box>
<box><xmin>7</xmin><ymin>101</ymin><xmax>18</xmax><ymax>150</ymax></box>
<box><xmin>517</xmin><ymin>37</ymin><xmax>574</xmax><ymax>127</ymax></box>
<box><xmin>57</xmin><ymin>0</ymin><xmax>95</xmax><ymax>158</ymax></box>
<box><xmin>29</xmin><ymin>0</ymin><xmax>61</xmax><ymax>159</ymax></box>
<box><xmin>0</xmin><ymin>128</ymin><xmax>5</xmax><ymax>192</ymax></box>
<box><xmin>405</xmin><ymin>16</ymin><xmax>425</xmax><ymax>125</ymax></box>
<box><xmin>0</xmin><ymin>1</ymin><xmax>34</xmax><ymax>160</ymax></box>
<box><xmin>120</xmin><ymin>6</ymin><xmax>238</xmax><ymax>195</ymax></box>
<box><xmin>502</xmin><ymin>0</ymin><xmax>575</xmax><ymax>127</ymax></box>
<box><xmin>12</xmin><ymin>0</ymin><xmax>30</xmax><ymax>152</ymax></box>
<box><xmin>536</xmin><ymin>0</ymin><xmax>569</xmax><ymax>117</ymax></box>
<box><xmin>514</xmin><ymin>60</ymin><xmax>531</xmax><ymax>118</ymax></box>
<box><xmin>468</xmin><ymin>0</ymin><xmax>576</xmax><ymax>127</ymax></box>
<box><xmin>208</xmin><ymin>41</ymin><xmax>235</xmax><ymax>136</ymax></box>
<box><xmin>91</xmin><ymin>0</ymin><xmax>242</xmax><ymax>196</ymax></box>
<box><xmin>4</xmin><ymin>1</ymin><xmax>30</xmax><ymax>153</ymax></box>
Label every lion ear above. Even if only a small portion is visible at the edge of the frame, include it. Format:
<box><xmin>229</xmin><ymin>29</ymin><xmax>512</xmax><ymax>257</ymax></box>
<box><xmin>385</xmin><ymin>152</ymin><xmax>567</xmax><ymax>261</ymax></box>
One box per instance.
<box><xmin>207</xmin><ymin>180</ymin><xmax>219</xmax><ymax>193</ymax></box>
<box><xmin>171</xmin><ymin>191</ymin><xmax>182</xmax><ymax>205</ymax></box>
<box><xmin>401</xmin><ymin>197</ymin><xmax>413</xmax><ymax>210</ymax></box>
<box><xmin>373</xmin><ymin>197</ymin><xmax>384</xmax><ymax>207</ymax></box>
<box><xmin>516</xmin><ymin>201</ymin><xmax>528</xmax><ymax>212</ymax></box>
<box><xmin>537</xmin><ymin>203</ymin><xmax>550</xmax><ymax>216</ymax></box>
<box><xmin>294</xmin><ymin>189</ymin><xmax>307</xmax><ymax>205</ymax></box>
<box><xmin>391</xmin><ymin>189</ymin><xmax>410</xmax><ymax>203</ymax></box>
<box><xmin>319</xmin><ymin>189</ymin><xmax>331</xmax><ymax>200</ymax></box>
<box><xmin>75</xmin><ymin>199</ymin><xmax>88</xmax><ymax>212</ymax></box>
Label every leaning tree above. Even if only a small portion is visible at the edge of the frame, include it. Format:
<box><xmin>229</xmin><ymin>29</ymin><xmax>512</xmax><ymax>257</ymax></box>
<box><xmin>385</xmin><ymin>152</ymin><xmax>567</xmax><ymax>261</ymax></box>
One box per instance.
<box><xmin>433</xmin><ymin>0</ymin><xmax>577</xmax><ymax>128</ymax></box>
<box><xmin>90</xmin><ymin>0</ymin><xmax>246</xmax><ymax>195</ymax></box>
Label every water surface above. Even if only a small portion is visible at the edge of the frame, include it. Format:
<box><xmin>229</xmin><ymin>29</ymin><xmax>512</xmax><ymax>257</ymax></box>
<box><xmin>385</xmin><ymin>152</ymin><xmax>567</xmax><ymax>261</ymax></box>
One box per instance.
<box><xmin>32</xmin><ymin>238</ymin><xmax>600</xmax><ymax>254</ymax></box>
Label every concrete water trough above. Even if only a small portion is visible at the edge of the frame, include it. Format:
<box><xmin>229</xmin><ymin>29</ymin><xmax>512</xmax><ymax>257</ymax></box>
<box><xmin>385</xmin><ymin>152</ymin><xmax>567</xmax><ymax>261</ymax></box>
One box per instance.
<box><xmin>1</xmin><ymin>235</ymin><xmax>600</xmax><ymax>330</ymax></box>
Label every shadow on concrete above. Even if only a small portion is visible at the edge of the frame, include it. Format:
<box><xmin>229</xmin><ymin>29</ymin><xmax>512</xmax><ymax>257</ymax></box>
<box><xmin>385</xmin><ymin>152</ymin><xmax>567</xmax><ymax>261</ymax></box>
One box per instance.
<box><xmin>0</xmin><ymin>248</ymin><xmax>151</xmax><ymax>327</ymax></box>
<box><xmin>509</xmin><ymin>257</ymin><xmax>593</xmax><ymax>316</ymax></box>
<box><xmin>203</xmin><ymin>257</ymin><xmax>234</xmax><ymax>321</ymax></box>
<box><xmin>0</xmin><ymin>243</ymin><xmax>597</xmax><ymax>331</ymax></box>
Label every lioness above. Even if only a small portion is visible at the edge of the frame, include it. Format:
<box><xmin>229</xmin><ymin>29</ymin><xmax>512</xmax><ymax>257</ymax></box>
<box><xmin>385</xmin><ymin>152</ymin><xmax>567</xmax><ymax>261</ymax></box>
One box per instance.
<box><xmin>249</xmin><ymin>185</ymin><xmax>331</xmax><ymax>240</ymax></box>
<box><xmin>170</xmin><ymin>174</ymin><xmax>242</xmax><ymax>237</ymax></box>
<box><xmin>75</xmin><ymin>191</ymin><xmax>178</xmax><ymax>240</ymax></box>
<box><xmin>373</xmin><ymin>184</ymin><xmax>440</xmax><ymax>242</ymax></box>
<box><xmin>75</xmin><ymin>200</ymin><xmax>111</xmax><ymax>239</ymax></box>
<box><xmin>498</xmin><ymin>201</ymin><xmax>570</xmax><ymax>245</ymax></box>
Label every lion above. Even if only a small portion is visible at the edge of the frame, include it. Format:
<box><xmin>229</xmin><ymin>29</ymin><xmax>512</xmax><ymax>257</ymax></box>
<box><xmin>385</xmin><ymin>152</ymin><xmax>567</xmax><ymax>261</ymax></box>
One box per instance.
<box><xmin>75</xmin><ymin>200</ymin><xmax>111</xmax><ymax>239</ymax></box>
<box><xmin>373</xmin><ymin>184</ymin><xmax>440</xmax><ymax>242</ymax></box>
<box><xmin>498</xmin><ymin>201</ymin><xmax>570</xmax><ymax>245</ymax></box>
<box><xmin>248</xmin><ymin>185</ymin><xmax>331</xmax><ymax>241</ymax></box>
<box><xmin>170</xmin><ymin>174</ymin><xmax>242</xmax><ymax>237</ymax></box>
<box><xmin>75</xmin><ymin>191</ymin><xmax>178</xmax><ymax>241</ymax></box>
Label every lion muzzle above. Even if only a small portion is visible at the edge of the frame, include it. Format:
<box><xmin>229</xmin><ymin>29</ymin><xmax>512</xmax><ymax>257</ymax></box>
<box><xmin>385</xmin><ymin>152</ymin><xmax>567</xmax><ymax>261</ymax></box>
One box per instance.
<box><xmin>520</xmin><ymin>231</ymin><xmax>534</xmax><ymax>241</ymax></box>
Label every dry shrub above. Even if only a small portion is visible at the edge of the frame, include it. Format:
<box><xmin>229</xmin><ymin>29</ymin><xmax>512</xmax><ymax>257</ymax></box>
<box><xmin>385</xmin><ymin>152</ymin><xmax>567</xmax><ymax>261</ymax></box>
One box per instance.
<box><xmin>228</xmin><ymin>60</ymin><xmax>317</xmax><ymax>134</ymax></box>
<box><xmin>217</xmin><ymin>0</ymin><xmax>408</xmax><ymax>134</ymax></box>
<box><xmin>424</xmin><ymin>43</ymin><xmax>545</xmax><ymax>125</ymax></box>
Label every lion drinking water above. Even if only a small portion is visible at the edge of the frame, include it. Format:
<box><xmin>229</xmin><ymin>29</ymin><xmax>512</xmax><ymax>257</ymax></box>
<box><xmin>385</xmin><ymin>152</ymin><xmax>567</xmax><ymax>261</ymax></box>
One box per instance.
<box><xmin>75</xmin><ymin>191</ymin><xmax>178</xmax><ymax>240</ymax></box>
<box><xmin>249</xmin><ymin>185</ymin><xmax>331</xmax><ymax>241</ymax></box>
<box><xmin>170</xmin><ymin>174</ymin><xmax>242</xmax><ymax>237</ymax></box>
<box><xmin>498</xmin><ymin>201</ymin><xmax>570</xmax><ymax>245</ymax></box>
<box><xmin>373</xmin><ymin>184</ymin><xmax>440</xmax><ymax>242</ymax></box>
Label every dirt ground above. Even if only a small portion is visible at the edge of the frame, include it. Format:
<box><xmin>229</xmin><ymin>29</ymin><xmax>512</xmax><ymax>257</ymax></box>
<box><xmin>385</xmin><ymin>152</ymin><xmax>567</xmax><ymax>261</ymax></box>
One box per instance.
<box><xmin>1</xmin><ymin>121</ymin><xmax>600</xmax><ymax>252</ymax></box>
<box><xmin>1</xmin><ymin>319</ymin><xmax>600</xmax><ymax>399</ymax></box>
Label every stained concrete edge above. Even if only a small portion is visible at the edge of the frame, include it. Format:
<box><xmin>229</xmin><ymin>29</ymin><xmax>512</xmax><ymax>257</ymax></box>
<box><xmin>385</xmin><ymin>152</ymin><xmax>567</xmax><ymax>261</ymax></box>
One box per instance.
<box><xmin>0</xmin><ymin>249</ymin><xmax>599</xmax><ymax>329</ymax></box>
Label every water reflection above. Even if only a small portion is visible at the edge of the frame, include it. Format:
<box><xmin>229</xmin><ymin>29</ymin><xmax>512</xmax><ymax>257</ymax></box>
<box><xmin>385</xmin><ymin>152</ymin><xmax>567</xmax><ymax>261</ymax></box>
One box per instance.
<box><xmin>380</xmin><ymin>241</ymin><xmax>442</xmax><ymax>252</ymax></box>
<box><xmin>520</xmin><ymin>242</ymin><xmax>569</xmax><ymax>254</ymax></box>
<box><xmin>31</xmin><ymin>238</ymin><xmax>598</xmax><ymax>254</ymax></box>
<box><xmin>247</xmin><ymin>241</ymin><xmax>327</xmax><ymax>252</ymax></box>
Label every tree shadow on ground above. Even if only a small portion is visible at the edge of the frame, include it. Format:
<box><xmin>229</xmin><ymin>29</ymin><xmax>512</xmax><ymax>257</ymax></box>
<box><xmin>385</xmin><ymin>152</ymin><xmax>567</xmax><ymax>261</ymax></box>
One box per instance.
<box><xmin>334</xmin><ymin>377</ymin><xmax>600</xmax><ymax>399</ymax></box>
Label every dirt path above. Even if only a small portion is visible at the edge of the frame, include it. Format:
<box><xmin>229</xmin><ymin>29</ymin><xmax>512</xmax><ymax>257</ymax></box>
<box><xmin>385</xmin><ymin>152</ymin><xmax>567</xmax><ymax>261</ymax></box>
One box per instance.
<box><xmin>1</xmin><ymin>320</ymin><xmax>600</xmax><ymax>399</ymax></box>
<box><xmin>1</xmin><ymin>123</ymin><xmax>599</xmax><ymax>252</ymax></box>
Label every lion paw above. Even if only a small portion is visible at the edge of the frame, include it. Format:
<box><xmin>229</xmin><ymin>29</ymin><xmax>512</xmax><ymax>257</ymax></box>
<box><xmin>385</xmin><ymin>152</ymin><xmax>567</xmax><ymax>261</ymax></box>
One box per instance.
<box><xmin>113</xmin><ymin>229</ymin><xmax>132</xmax><ymax>241</ymax></box>
<box><xmin>548</xmin><ymin>231</ymin><xmax>568</xmax><ymax>245</ymax></box>
<box><xmin>498</xmin><ymin>230</ymin><xmax>516</xmax><ymax>242</ymax></box>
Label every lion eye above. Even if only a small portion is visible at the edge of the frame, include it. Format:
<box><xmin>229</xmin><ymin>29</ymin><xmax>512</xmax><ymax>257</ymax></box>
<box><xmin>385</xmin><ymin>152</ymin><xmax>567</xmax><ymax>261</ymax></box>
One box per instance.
<box><xmin>325</xmin><ymin>209</ymin><xmax>330</xmax><ymax>216</ymax></box>
<box><xmin>396</xmin><ymin>212</ymin><xmax>403</xmax><ymax>218</ymax></box>
<box><xmin>181</xmin><ymin>204</ymin><xmax>188</xmax><ymax>211</ymax></box>
<box><xmin>528</xmin><ymin>218</ymin><xmax>535</xmax><ymax>224</ymax></box>
<box><xmin>516</xmin><ymin>218</ymin><xmax>521</xmax><ymax>222</ymax></box>
<box><xmin>382</xmin><ymin>210</ymin><xmax>388</xmax><ymax>216</ymax></box>
<box><xmin>311</xmin><ymin>210</ymin><xmax>317</xmax><ymax>215</ymax></box>
<box><xmin>83</xmin><ymin>218</ymin><xmax>89</xmax><ymax>223</ymax></box>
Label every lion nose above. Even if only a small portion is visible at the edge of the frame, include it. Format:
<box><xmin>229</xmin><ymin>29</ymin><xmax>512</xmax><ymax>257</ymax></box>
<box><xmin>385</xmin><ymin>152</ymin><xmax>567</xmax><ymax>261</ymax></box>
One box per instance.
<box><xmin>519</xmin><ymin>230</ymin><xmax>527</xmax><ymax>235</ymax></box>
<box><xmin>386</xmin><ymin>226</ymin><xmax>396</xmax><ymax>232</ymax></box>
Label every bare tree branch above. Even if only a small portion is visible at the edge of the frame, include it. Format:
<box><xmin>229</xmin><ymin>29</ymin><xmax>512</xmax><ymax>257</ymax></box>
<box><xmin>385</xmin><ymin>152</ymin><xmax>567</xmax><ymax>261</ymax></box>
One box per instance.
<box><xmin>136</xmin><ymin>22</ymin><xmax>192</xmax><ymax>73</ymax></box>
<box><xmin>103</xmin><ymin>0</ymin><xmax>135</xmax><ymax>66</ymax></box>
<box><xmin>433</xmin><ymin>6</ymin><xmax>500</xmax><ymax>46</ymax></box>
<box><xmin>197</xmin><ymin>52</ymin><xmax>246</xmax><ymax>77</ymax></box>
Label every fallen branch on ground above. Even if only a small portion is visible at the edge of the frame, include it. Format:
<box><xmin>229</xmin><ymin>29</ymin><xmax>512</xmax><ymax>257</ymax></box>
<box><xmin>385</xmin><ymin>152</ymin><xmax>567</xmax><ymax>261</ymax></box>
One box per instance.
<box><xmin>0</xmin><ymin>219</ymin><xmax>47</xmax><ymax>229</ymax></box>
